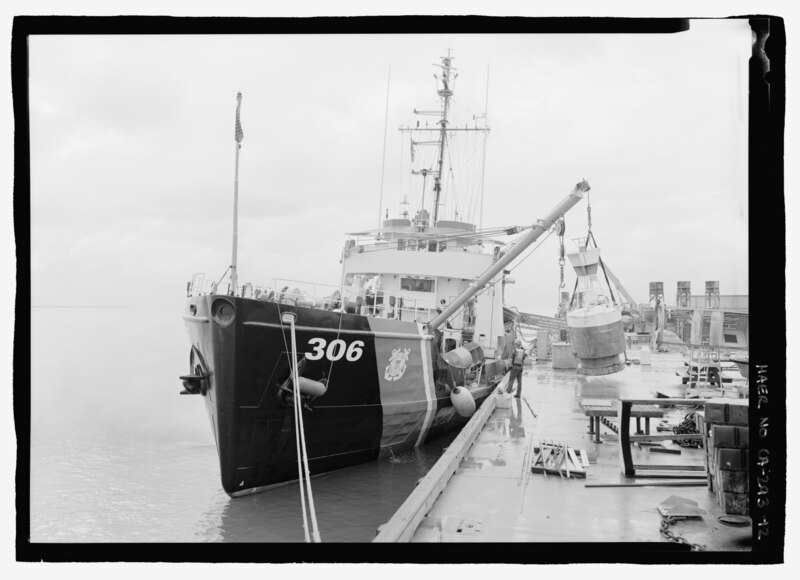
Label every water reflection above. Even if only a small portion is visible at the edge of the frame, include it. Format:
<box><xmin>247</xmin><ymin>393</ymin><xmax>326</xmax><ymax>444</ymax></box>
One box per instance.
<box><xmin>212</xmin><ymin>431</ymin><xmax>458</xmax><ymax>542</ymax></box>
<box><xmin>30</xmin><ymin>307</ymin><xmax>463</xmax><ymax>544</ymax></box>
<box><xmin>509</xmin><ymin>398</ymin><xmax>526</xmax><ymax>440</ymax></box>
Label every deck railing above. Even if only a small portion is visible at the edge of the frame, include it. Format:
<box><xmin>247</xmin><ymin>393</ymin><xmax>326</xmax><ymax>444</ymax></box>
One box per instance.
<box><xmin>186</xmin><ymin>274</ymin><xmax>439</xmax><ymax>323</ymax></box>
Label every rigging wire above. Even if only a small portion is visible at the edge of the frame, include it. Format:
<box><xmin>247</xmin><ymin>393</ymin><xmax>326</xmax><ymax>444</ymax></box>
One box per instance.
<box><xmin>276</xmin><ymin>308</ymin><xmax>311</xmax><ymax>543</ymax></box>
<box><xmin>580</xmin><ymin>189</ymin><xmax>618</xmax><ymax>306</ymax></box>
<box><xmin>376</xmin><ymin>66</ymin><xmax>391</xmax><ymax>229</ymax></box>
<box><xmin>287</xmin><ymin>316</ymin><xmax>322</xmax><ymax>543</ymax></box>
<box><xmin>464</xmin><ymin>134</ymin><xmax>483</xmax><ymax>224</ymax></box>
<box><xmin>478</xmin><ymin>63</ymin><xmax>490</xmax><ymax>230</ymax></box>
<box><xmin>584</xmin><ymin>188</ymin><xmax>592</xmax><ymax>249</ymax></box>
<box><xmin>399</xmin><ymin>131</ymin><xmax>406</xmax><ymax>217</ymax></box>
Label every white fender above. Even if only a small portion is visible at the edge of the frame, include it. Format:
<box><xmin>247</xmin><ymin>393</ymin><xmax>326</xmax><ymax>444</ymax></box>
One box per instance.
<box><xmin>298</xmin><ymin>377</ymin><xmax>327</xmax><ymax>398</ymax></box>
<box><xmin>450</xmin><ymin>386</ymin><xmax>476</xmax><ymax>418</ymax></box>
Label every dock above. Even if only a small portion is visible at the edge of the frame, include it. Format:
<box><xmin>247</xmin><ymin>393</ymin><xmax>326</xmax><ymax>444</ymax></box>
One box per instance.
<box><xmin>375</xmin><ymin>348</ymin><xmax>751</xmax><ymax>549</ymax></box>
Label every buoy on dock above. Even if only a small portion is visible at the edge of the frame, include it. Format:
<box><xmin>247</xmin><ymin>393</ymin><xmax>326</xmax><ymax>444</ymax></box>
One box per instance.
<box><xmin>565</xmin><ymin>247</ymin><xmax>626</xmax><ymax>376</ymax></box>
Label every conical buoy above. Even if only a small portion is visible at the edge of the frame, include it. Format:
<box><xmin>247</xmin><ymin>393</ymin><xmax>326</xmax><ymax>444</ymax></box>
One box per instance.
<box><xmin>566</xmin><ymin>247</ymin><xmax>626</xmax><ymax>376</ymax></box>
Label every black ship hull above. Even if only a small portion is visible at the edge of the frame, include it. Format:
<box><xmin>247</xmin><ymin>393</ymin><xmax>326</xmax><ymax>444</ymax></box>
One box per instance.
<box><xmin>182</xmin><ymin>294</ymin><xmax>502</xmax><ymax>496</ymax></box>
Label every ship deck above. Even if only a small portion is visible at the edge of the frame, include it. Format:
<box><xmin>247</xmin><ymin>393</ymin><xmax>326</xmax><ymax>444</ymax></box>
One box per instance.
<box><xmin>381</xmin><ymin>346</ymin><xmax>752</xmax><ymax>550</ymax></box>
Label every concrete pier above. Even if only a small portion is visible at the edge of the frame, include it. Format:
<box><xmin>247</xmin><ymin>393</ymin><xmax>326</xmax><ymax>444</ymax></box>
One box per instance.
<box><xmin>378</xmin><ymin>347</ymin><xmax>750</xmax><ymax>548</ymax></box>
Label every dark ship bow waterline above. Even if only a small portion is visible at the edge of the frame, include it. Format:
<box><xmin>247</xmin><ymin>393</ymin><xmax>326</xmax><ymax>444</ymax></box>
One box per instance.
<box><xmin>182</xmin><ymin>296</ymin><xmax>503</xmax><ymax>495</ymax></box>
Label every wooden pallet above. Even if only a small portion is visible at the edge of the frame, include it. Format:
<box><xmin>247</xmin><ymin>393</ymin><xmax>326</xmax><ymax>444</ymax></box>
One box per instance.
<box><xmin>531</xmin><ymin>440</ymin><xmax>587</xmax><ymax>479</ymax></box>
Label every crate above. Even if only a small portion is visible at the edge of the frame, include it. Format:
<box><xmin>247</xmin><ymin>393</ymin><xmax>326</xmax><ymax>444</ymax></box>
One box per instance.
<box><xmin>700</xmin><ymin>406</ymin><xmax>750</xmax><ymax>514</ymax></box>
<box><xmin>716</xmin><ymin>490</ymin><xmax>749</xmax><ymax>515</ymax></box>
<box><xmin>696</xmin><ymin>412</ymin><xmax>715</xmax><ymax>491</ymax></box>
<box><xmin>714</xmin><ymin>468</ymin><xmax>748</xmax><ymax>494</ymax></box>
<box><xmin>704</xmin><ymin>398</ymin><xmax>749</xmax><ymax>426</ymax></box>
<box><xmin>496</xmin><ymin>393</ymin><xmax>512</xmax><ymax>409</ymax></box>
<box><xmin>715</xmin><ymin>447</ymin><xmax>749</xmax><ymax>471</ymax></box>
<box><xmin>710</xmin><ymin>425</ymin><xmax>749</xmax><ymax>449</ymax></box>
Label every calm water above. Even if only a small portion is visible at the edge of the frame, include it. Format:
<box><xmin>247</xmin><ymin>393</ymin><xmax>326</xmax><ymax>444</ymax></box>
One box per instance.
<box><xmin>29</xmin><ymin>306</ymin><xmax>455</xmax><ymax>543</ymax></box>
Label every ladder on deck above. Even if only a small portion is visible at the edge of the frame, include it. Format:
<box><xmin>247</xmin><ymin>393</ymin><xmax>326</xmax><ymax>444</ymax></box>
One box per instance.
<box><xmin>687</xmin><ymin>344</ymin><xmax>721</xmax><ymax>396</ymax></box>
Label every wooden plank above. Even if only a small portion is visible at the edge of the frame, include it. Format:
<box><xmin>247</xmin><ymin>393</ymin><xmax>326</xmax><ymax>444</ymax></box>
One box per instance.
<box><xmin>632</xmin><ymin>463</ymin><xmax>705</xmax><ymax>471</ymax></box>
<box><xmin>629</xmin><ymin>433</ymin><xmax>703</xmax><ymax>442</ymax></box>
<box><xmin>531</xmin><ymin>438</ymin><xmax>543</xmax><ymax>468</ymax></box>
<box><xmin>631</xmin><ymin>473</ymin><xmax>708</xmax><ymax>479</ymax></box>
<box><xmin>579</xmin><ymin>450</ymin><xmax>590</xmax><ymax>469</ymax></box>
<box><xmin>580</xmin><ymin>398</ymin><xmax>613</xmax><ymax>407</ymax></box>
<box><xmin>532</xmin><ymin>466</ymin><xmax>586</xmax><ymax>479</ymax></box>
<box><xmin>373</xmin><ymin>381</ymin><xmax>502</xmax><ymax>542</ymax></box>
<box><xmin>630</xmin><ymin>406</ymin><xmax>666</xmax><ymax>418</ymax></box>
<box><xmin>585</xmin><ymin>480</ymin><xmax>708</xmax><ymax>488</ymax></box>
<box><xmin>554</xmin><ymin>445</ymin><xmax>566</xmax><ymax>478</ymax></box>
<box><xmin>567</xmin><ymin>448</ymin><xmax>582</xmax><ymax>473</ymax></box>
<box><xmin>581</xmin><ymin>407</ymin><xmax>664</xmax><ymax>418</ymax></box>
<box><xmin>581</xmin><ymin>407</ymin><xmax>618</xmax><ymax>417</ymax></box>
<box><xmin>619</xmin><ymin>398</ymin><xmax>708</xmax><ymax>406</ymax></box>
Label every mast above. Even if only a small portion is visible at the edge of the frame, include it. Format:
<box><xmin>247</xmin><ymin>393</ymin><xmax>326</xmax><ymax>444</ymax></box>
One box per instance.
<box><xmin>400</xmin><ymin>51</ymin><xmax>489</xmax><ymax>227</ymax></box>
<box><xmin>426</xmin><ymin>180</ymin><xmax>591</xmax><ymax>332</ymax></box>
<box><xmin>432</xmin><ymin>51</ymin><xmax>454</xmax><ymax>225</ymax></box>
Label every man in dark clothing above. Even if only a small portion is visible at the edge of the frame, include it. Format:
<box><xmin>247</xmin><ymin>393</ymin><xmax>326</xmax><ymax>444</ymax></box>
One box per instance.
<box><xmin>507</xmin><ymin>338</ymin><xmax>528</xmax><ymax>398</ymax></box>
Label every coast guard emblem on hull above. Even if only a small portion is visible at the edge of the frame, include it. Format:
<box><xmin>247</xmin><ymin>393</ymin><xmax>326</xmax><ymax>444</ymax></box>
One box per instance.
<box><xmin>385</xmin><ymin>348</ymin><xmax>411</xmax><ymax>381</ymax></box>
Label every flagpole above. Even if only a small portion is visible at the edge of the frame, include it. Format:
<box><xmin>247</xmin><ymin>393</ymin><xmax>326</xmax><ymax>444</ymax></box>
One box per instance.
<box><xmin>231</xmin><ymin>92</ymin><xmax>243</xmax><ymax>296</ymax></box>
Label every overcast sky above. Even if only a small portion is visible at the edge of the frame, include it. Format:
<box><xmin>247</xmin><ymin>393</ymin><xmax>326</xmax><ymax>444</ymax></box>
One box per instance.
<box><xmin>27</xmin><ymin>20</ymin><xmax>751</xmax><ymax>313</ymax></box>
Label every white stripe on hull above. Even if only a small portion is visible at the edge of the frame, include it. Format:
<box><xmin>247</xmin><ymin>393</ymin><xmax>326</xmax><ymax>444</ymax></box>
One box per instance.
<box><xmin>415</xmin><ymin>322</ymin><xmax>436</xmax><ymax>447</ymax></box>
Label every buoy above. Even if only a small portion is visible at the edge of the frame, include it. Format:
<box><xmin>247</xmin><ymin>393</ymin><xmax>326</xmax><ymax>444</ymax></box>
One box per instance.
<box><xmin>298</xmin><ymin>377</ymin><xmax>327</xmax><ymax>398</ymax></box>
<box><xmin>565</xmin><ymin>247</ymin><xmax>626</xmax><ymax>376</ymax></box>
<box><xmin>450</xmin><ymin>386</ymin><xmax>476</xmax><ymax>418</ymax></box>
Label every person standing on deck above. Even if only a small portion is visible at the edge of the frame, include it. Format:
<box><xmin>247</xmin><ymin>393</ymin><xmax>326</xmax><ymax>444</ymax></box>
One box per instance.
<box><xmin>507</xmin><ymin>339</ymin><xmax>528</xmax><ymax>398</ymax></box>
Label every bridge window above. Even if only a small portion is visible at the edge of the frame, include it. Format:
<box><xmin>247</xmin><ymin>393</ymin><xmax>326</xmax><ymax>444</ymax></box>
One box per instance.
<box><xmin>401</xmin><ymin>277</ymin><xmax>435</xmax><ymax>293</ymax></box>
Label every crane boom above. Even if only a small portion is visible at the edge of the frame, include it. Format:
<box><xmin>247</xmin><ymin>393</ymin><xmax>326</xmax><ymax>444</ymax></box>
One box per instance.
<box><xmin>426</xmin><ymin>179</ymin><xmax>590</xmax><ymax>332</ymax></box>
<box><xmin>601</xmin><ymin>262</ymin><xmax>638</xmax><ymax>310</ymax></box>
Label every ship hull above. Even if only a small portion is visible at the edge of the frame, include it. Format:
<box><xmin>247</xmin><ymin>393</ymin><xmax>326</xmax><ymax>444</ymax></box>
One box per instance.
<box><xmin>183</xmin><ymin>294</ymin><xmax>495</xmax><ymax>496</ymax></box>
